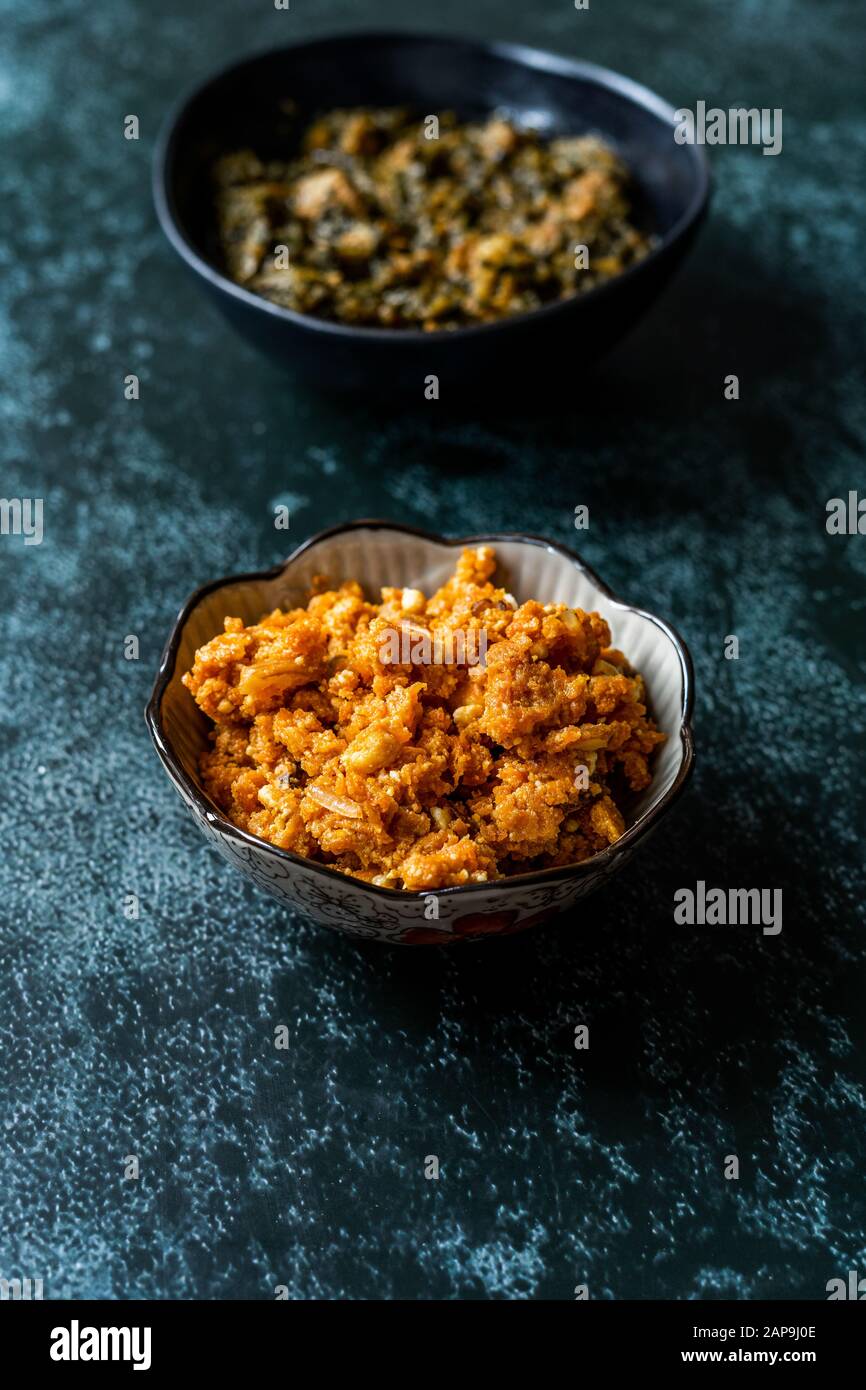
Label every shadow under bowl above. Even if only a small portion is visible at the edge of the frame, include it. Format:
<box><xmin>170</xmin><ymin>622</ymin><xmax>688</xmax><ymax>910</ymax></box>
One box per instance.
<box><xmin>153</xmin><ymin>31</ymin><xmax>710</xmax><ymax>393</ymax></box>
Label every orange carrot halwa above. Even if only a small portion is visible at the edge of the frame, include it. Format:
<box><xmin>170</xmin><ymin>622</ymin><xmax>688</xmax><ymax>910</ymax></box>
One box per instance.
<box><xmin>182</xmin><ymin>547</ymin><xmax>664</xmax><ymax>890</ymax></box>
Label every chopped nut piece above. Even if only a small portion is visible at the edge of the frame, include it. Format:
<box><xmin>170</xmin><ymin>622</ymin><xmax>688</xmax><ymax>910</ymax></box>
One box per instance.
<box><xmin>401</xmin><ymin>588</ymin><xmax>426</xmax><ymax>614</ymax></box>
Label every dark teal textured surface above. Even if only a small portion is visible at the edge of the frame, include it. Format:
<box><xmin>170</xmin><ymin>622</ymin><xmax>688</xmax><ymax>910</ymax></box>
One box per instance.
<box><xmin>0</xmin><ymin>0</ymin><xmax>864</xmax><ymax>1299</ymax></box>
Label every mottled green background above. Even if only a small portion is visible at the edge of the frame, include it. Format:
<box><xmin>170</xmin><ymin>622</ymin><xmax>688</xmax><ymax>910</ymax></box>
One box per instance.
<box><xmin>1</xmin><ymin>0</ymin><xmax>864</xmax><ymax>1299</ymax></box>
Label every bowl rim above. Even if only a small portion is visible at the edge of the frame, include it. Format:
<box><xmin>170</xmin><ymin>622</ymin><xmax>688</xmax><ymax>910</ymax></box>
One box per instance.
<box><xmin>152</xmin><ymin>28</ymin><xmax>711</xmax><ymax>346</ymax></box>
<box><xmin>145</xmin><ymin>520</ymin><xmax>696</xmax><ymax>902</ymax></box>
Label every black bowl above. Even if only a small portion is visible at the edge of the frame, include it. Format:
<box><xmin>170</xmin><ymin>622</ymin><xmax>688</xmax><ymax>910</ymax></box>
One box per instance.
<box><xmin>153</xmin><ymin>31</ymin><xmax>710</xmax><ymax>392</ymax></box>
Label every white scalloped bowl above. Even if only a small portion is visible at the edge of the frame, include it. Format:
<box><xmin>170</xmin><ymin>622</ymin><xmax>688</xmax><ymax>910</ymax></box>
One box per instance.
<box><xmin>146</xmin><ymin>523</ymin><xmax>694</xmax><ymax>945</ymax></box>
